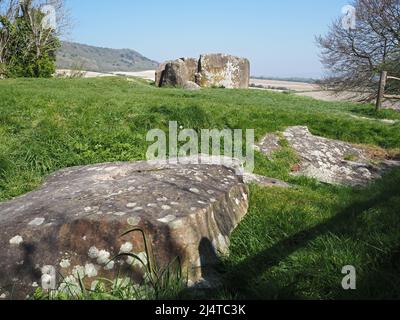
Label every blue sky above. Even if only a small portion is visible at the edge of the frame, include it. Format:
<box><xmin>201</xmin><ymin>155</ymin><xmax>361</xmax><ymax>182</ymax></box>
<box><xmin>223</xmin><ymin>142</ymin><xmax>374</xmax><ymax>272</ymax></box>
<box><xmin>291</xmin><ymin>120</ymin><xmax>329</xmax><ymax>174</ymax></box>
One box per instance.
<box><xmin>65</xmin><ymin>0</ymin><xmax>350</xmax><ymax>78</ymax></box>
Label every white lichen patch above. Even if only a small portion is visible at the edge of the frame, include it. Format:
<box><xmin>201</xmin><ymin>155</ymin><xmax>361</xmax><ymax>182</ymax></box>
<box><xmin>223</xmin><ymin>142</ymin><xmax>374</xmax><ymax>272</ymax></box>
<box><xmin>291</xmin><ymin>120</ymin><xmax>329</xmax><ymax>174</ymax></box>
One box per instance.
<box><xmin>157</xmin><ymin>215</ymin><xmax>176</xmax><ymax>224</ymax></box>
<box><xmin>0</xmin><ymin>293</ymin><xmax>6</xmax><ymax>299</ymax></box>
<box><xmin>190</xmin><ymin>188</ymin><xmax>200</xmax><ymax>194</ymax></box>
<box><xmin>218</xmin><ymin>234</ymin><xmax>229</xmax><ymax>247</ymax></box>
<box><xmin>60</xmin><ymin>259</ymin><xmax>71</xmax><ymax>269</ymax></box>
<box><xmin>9</xmin><ymin>235</ymin><xmax>23</xmax><ymax>245</ymax></box>
<box><xmin>104</xmin><ymin>166</ymin><xmax>118</xmax><ymax>172</ymax></box>
<box><xmin>127</xmin><ymin>216</ymin><xmax>141</xmax><ymax>226</ymax></box>
<box><xmin>113</xmin><ymin>211</ymin><xmax>127</xmax><ymax>216</ymax></box>
<box><xmin>32</xmin><ymin>282</ymin><xmax>39</xmax><ymax>287</ymax></box>
<box><xmin>169</xmin><ymin>219</ymin><xmax>184</xmax><ymax>229</ymax></box>
<box><xmin>161</xmin><ymin>205</ymin><xmax>171</xmax><ymax>210</ymax></box>
<box><xmin>28</xmin><ymin>217</ymin><xmax>45</xmax><ymax>226</ymax></box>
<box><xmin>126</xmin><ymin>203</ymin><xmax>137</xmax><ymax>208</ymax></box>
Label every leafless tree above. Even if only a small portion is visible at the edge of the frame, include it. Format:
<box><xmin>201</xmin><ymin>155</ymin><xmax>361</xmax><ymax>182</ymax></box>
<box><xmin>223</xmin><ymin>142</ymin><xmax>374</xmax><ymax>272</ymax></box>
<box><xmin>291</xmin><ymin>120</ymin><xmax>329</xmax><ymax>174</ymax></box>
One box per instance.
<box><xmin>316</xmin><ymin>0</ymin><xmax>400</xmax><ymax>101</ymax></box>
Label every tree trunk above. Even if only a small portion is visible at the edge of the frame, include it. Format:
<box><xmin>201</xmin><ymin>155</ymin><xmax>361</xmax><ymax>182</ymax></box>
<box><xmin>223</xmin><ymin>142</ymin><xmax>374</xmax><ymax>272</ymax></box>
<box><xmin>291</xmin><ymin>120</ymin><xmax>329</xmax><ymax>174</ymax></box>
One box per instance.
<box><xmin>376</xmin><ymin>71</ymin><xmax>387</xmax><ymax>111</ymax></box>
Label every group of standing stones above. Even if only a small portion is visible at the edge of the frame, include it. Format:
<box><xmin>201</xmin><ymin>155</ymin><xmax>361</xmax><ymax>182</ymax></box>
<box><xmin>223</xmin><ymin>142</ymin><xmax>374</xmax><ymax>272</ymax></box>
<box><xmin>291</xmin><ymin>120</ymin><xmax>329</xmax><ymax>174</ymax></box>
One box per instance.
<box><xmin>155</xmin><ymin>54</ymin><xmax>250</xmax><ymax>90</ymax></box>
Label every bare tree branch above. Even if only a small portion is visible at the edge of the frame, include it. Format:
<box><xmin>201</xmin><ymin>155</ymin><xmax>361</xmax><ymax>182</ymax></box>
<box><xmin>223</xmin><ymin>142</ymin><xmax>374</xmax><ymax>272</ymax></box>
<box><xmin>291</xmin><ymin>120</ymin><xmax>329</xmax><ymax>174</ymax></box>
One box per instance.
<box><xmin>317</xmin><ymin>0</ymin><xmax>400</xmax><ymax>97</ymax></box>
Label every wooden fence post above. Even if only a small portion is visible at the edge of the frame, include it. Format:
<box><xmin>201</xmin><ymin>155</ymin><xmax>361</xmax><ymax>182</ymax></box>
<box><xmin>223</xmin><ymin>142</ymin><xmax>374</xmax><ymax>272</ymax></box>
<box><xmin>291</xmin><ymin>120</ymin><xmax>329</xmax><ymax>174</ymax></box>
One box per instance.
<box><xmin>376</xmin><ymin>70</ymin><xmax>387</xmax><ymax>111</ymax></box>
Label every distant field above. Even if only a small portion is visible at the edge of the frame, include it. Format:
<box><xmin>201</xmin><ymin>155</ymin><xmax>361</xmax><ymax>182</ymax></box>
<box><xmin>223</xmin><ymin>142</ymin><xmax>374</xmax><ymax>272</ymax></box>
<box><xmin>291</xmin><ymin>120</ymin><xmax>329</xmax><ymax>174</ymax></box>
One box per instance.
<box><xmin>250</xmin><ymin>78</ymin><xmax>319</xmax><ymax>92</ymax></box>
<box><xmin>1</xmin><ymin>77</ymin><xmax>400</xmax><ymax>299</ymax></box>
<box><xmin>55</xmin><ymin>69</ymin><xmax>400</xmax><ymax>111</ymax></box>
<box><xmin>55</xmin><ymin>69</ymin><xmax>156</xmax><ymax>81</ymax></box>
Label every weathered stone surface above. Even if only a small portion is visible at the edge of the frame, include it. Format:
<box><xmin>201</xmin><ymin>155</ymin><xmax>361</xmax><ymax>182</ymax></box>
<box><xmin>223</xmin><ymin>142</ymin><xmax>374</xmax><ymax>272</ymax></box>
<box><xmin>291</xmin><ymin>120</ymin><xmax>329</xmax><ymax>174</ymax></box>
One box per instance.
<box><xmin>155</xmin><ymin>61</ymin><xmax>170</xmax><ymax>87</ymax></box>
<box><xmin>0</xmin><ymin>157</ymin><xmax>249</xmax><ymax>299</ymax></box>
<box><xmin>183</xmin><ymin>81</ymin><xmax>201</xmax><ymax>91</ymax></box>
<box><xmin>156</xmin><ymin>58</ymin><xmax>199</xmax><ymax>88</ymax></box>
<box><xmin>197</xmin><ymin>54</ymin><xmax>250</xmax><ymax>89</ymax></box>
<box><xmin>243</xmin><ymin>173</ymin><xmax>291</xmax><ymax>188</ymax></box>
<box><xmin>181</xmin><ymin>57</ymin><xmax>198</xmax><ymax>83</ymax></box>
<box><xmin>160</xmin><ymin>59</ymin><xmax>190</xmax><ymax>87</ymax></box>
<box><xmin>257</xmin><ymin>126</ymin><xmax>400</xmax><ymax>186</ymax></box>
<box><xmin>254</xmin><ymin>133</ymin><xmax>281</xmax><ymax>158</ymax></box>
<box><xmin>156</xmin><ymin>54</ymin><xmax>250</xmax><ymax>89</ymax></box>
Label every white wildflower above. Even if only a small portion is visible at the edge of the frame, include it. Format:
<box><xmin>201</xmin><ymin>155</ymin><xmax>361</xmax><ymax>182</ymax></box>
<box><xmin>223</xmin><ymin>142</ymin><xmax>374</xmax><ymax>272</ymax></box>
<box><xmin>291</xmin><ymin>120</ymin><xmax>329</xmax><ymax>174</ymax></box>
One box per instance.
<box><xmin>85</xmin><ymin>263</ymin><xmax>98</xmax><ymax>278</ymax></box>
<box><xmin>59</xmin><ymin>259</ymin><xmax>71</xmax><ymax>269</ymax></box>
<box><xmin>104</xmin><ymin>261</ymin><xmax>115</xmax><ymax>271</ymax></box>
<box><xmin>72</xmin><ymin>265</ymin><xmax>85</xmax><ymax>279</ymax></box>
<box><xmin>119</xmin><ymin>242</ymin><xmax>133</xmax><ymax>254</ymax></box>
<box><xmin>96</xmin><ymin>250</ymin><xmax>110</xmax><ymax>265</ymax></box>
<box><xmin>88</xmin><ymin>246</ymin><xmax>99</xmax><ymax>259</ymax></box>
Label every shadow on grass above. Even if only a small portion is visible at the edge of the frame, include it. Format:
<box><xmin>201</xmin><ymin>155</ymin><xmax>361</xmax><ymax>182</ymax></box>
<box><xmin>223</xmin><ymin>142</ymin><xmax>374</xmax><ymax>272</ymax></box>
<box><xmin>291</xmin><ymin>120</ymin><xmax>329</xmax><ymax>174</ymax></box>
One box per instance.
<box><xmin>215</xmin><ymin>169</ymin><xmax>400</xmax><ymax>300</ymax></box>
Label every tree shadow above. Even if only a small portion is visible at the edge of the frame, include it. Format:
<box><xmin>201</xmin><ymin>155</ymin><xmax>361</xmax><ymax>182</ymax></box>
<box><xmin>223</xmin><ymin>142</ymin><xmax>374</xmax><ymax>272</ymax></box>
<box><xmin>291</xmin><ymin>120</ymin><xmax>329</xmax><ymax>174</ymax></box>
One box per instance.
<box><xmin>351</xmin><ymin>245</ymin><xmax>400</xmax><ymax>299</ymax></box>
<box><xmin>217</xmin><ymin>170</ymin><xmax>400</xmax><ymax>299</ymax></box>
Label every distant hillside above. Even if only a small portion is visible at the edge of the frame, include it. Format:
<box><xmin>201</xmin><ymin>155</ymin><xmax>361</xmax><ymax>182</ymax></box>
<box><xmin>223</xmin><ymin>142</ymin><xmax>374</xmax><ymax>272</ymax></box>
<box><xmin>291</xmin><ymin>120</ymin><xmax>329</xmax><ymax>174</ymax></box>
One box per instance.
<box><xmin>57</xmin><ymin>42</ymin><xmax>158</xmax><ymax>72</ymax></box>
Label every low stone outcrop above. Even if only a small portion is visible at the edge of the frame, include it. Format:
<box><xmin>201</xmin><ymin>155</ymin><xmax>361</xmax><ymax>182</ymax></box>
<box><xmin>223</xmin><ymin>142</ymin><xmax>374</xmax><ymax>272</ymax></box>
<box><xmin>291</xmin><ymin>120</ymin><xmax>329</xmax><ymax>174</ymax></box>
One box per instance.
<box><xmin>256</xmin><ymin>126</ymin><xmax>400</xmax><ymax>186</ymax></box>
<box><xmin>183</xmin><ymin>81</ymin><xmax>201</xmax><ymax>91</ymax></box>
<box><xmin>0</xmin><ymin>157</ymin><xmax>250</xmax><ymax>299</ymax></box>
<box><xmin>156</xmin><ymin>54</ymin><xmax>250</xmax><ymax>89</ymax></box>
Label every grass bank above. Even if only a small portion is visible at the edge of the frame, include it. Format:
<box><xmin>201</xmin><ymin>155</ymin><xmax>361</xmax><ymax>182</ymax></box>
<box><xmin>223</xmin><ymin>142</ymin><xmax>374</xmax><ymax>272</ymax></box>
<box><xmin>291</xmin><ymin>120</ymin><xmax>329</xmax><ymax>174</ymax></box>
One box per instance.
<box><xmin>0</xmin><ymin>77</ymin><xmax>399</xmax><ymax>299</ymax></box>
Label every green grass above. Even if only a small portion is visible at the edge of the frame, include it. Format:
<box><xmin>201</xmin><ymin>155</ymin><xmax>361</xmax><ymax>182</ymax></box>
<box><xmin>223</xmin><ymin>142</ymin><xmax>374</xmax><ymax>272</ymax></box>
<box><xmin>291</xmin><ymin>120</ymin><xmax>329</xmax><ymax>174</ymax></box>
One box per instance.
<box><xmin>1</xmin><ymin>77</ymin><xmax>399</xmax><ymax>300</ymax></box>
<box><xmin>213</xmin><ymin>170</ymin><xmax>400</xmax><ymax>300</ymax></box>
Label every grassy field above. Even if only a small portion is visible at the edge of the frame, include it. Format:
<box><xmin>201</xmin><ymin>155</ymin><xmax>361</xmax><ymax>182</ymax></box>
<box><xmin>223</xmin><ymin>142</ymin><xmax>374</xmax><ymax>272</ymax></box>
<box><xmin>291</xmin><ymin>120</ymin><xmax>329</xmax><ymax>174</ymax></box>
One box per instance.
<box><xmin>1</xmin><ymin>77</ymin><xmax>399</xmax><ymax>300</ymax></box>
